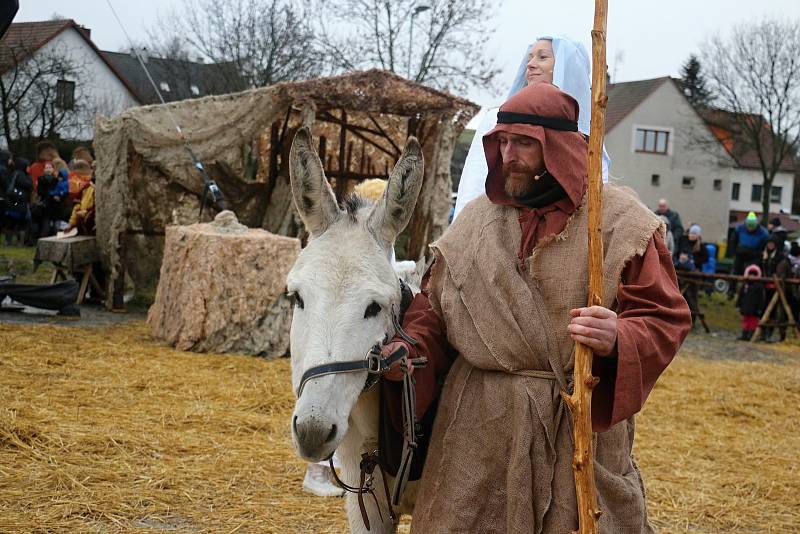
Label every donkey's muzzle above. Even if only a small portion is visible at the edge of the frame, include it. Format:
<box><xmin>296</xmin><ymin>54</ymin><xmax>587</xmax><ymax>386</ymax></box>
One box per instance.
<box><xmin>293</xmin><ymin>414</ymin><xmax>338</xmax><ymax>459</ymax></box>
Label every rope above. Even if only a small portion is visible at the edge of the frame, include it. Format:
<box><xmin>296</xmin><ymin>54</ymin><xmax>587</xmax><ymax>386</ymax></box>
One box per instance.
<box><xmin>104</xmin><ymin>0</ymin><xmax>225</xmax><ymax>218</ymax></box>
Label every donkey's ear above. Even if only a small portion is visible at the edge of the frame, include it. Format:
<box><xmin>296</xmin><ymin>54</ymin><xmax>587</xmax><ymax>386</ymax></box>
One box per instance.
<box><xmin>368</xmin><ymin>136</ymin><xmax>424</xmax><ymax>245</ymax></box>
<box><xmin>289</xmin><ymin>127</ymin><xmax>340</xmax><ymax>237</ymax></box>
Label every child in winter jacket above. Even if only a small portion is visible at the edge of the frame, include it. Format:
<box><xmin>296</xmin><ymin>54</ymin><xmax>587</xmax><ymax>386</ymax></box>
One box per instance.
<box><xmin>736</xmin><ymin>264</ymin><xmax>766</xmax><ymax>341</ymax></box>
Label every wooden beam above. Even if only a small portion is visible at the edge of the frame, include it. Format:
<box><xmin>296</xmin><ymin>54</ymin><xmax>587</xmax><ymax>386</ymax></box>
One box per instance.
<box><xmin>336</xmin><ymin>109</ymin><xmax>348</xmax><ymax>199</ymax></box>
<box><xmin>316</xmin><ymin>112</ymin><xmax>401</xmax><ymax>159</ymax></box>
<box><xmin>367</xmin><ymin>114</ymin><xmax>403</xmax><ymax>155</ymax></box>
<box><xmin>319</xmin><ymin>135</ymin><xmax>327</xmax><ymax>166</ymax></box>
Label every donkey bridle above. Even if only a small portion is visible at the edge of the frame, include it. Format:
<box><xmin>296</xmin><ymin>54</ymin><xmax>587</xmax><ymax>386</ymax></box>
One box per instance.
<box><xmin>295</xmin><ymin>278</ymin><xmax>426</xmax><ymax>531</ymax></box>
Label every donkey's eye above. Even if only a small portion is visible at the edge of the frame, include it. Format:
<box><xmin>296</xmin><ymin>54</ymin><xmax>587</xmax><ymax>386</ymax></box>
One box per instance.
<box><xmin>288</xmin><ymin>291</ymin><xmax>304</xmax><ymax>309</ymax></box>
<box><xmin>364</xmin><ymin>301</ymin><xmax>382</xmax><ymax>319</ymax></box>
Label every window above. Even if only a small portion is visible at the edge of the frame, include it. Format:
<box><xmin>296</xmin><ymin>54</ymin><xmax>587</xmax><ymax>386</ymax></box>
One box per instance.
<box><xmin>731</xmin><ymin>182</ymin><xmax>740</xmax><ymax>201</ymax></box>
<box><xmin>190</xmin><ymin>84</ymin><xmax>200</xmax><ymax>96</ymax></box>
<box><xmin>682</xmin><ymin>176</ymin><xmax>695</xmax><ymax>189</ymax></box>
<box><xmin>713</xmin><ymin>179</ymin><xmax>722</xmax><ymax>191</ymax></box>
<box><xmin>770</xmin><ymin>186</ymin><xmax>782</xmax><ymax>203</ymax></box>
<box><xmin>55</xmin><ymin>79</ymin><xmax>75</xmax><ymax>110</ymax></box>
<box><xmin>751</xmin><ymin>184</ymin><xmax>763</xmax><ymax>202</ymax></box>
<box><xmin>635</xmin><ymin>128</ymin><xmax>670</xmax><ymax>154</ymax></box>
<box><xmin>651</xmin><ymin>174</ymin><xmax>660</xmax><ymax>186</ymax></box>
<box><xmin>159</xmin><ymin>81</ymin><xmax>171</xmax><ymax>92</ymax></box>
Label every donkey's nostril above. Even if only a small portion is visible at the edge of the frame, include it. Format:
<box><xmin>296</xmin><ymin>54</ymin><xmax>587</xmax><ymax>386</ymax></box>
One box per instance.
<box><xmin>325</xmin><ymin>424</ymin><xmax>337</xmax><ymax>444</ymax></box>
<box><xmin>292</xmin><ymin>415</ymin><xmax>298</xmax><ymax>434</ymax></box>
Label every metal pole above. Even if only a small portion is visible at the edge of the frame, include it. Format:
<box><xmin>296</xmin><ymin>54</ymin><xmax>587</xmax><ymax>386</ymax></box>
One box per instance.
<box><xmin>407</xmin><ymin>5</ymin><xmax>430</xmax><ymax>80</ymax></box>
<box><xmin>408</xmin><ymin>13</ymin><xmax>416</xmax><ymax>78</ymax></box>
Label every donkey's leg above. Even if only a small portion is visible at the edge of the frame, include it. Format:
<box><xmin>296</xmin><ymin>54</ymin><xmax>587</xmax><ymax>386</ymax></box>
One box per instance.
<box><xmin>339</xmin><ymin>391</ymin><xmax>397</xmax><ymax>534</ymax></box>
<box><xmin>345</xmin><ymin>488</ymin><xmax>397</xmax><ymax>534</ymax></box>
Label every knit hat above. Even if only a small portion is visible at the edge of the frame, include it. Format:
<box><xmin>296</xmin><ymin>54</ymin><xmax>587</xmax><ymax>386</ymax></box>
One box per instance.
<box><xmin>745</xmin><ymin>212</ymin><xmax>759</xmax><ymax>229</ymax></box>
<box><xmin>688</xmin><ymin>224</ymin><xmax>702</xmax><ymax>235</ymax></box>
<box><xmin>744</xmin><ymin>264</ymin><xmax>762</xmax><ymax>277</ymax></box>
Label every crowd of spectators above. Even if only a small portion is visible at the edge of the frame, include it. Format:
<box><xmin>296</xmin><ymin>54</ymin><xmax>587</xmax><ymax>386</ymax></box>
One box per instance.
<box><xmin>655</xmin><ymin>197</ymin><xmax>799</xmax><ymax>343</ymax></box>
<box><xmin>0</xmin><ymin>141</ymin><xmax>96</xmax><ymax>245</ymax></box>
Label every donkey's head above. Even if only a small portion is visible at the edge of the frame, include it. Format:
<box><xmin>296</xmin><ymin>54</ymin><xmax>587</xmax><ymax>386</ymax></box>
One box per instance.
<box><xmin>287</xmin><ymin>127</ymin><xmax>424</xmax><ymax>461</ymax></box>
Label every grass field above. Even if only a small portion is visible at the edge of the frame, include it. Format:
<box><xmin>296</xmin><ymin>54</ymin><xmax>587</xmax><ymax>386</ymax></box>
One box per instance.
<box><xmin>1</xmin><ymin>320</ymin><xmax>798</xmax><ymax>533</ymax></box>
<box><xmin>0</xmin><ymin>245</ymin><xmax>54</xmax><ymax>285</ymax></box>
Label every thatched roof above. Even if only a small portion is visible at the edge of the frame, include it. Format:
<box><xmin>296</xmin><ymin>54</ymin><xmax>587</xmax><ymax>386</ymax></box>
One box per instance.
<box><xmin>275</xmin><ymin>69</ymin><xmax>479</xmax><ymax>117</ymax></box>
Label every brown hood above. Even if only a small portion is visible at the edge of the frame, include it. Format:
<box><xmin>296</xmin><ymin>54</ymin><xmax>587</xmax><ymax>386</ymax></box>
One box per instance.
<box><xmin>483</xmin><ymin>83</ymin><xmax>588</xmax><ymax>210</ymax></box>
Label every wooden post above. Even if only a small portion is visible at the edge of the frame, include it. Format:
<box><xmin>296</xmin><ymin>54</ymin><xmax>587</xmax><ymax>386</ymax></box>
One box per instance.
<box><xmin>562</xmin><ymin>1</ymin><xmax>607</xmax><ymax>533</ymax></box>
<box><xmin>336</xmin><ymin>109</ymin><xmax>348</xmax><ymax>199</ymax></box>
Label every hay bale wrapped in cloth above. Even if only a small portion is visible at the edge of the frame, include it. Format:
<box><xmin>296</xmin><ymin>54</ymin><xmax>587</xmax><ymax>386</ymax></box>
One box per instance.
<box><xmin>147</xmin><ymin>210</ymin><xmax>300</xmax><ymax>357</ymax></box>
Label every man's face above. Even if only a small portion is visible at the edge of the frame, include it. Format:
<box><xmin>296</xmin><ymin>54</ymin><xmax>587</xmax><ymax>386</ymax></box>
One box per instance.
<box><xmin>656</xmin><ymin>200</ymin><xmax>668</xmax><ymax>214</ymax></box>
<box><xmin>497</xmin><ymin>132</ymin><xmax>546</xmax><ymax>199</ymax></box>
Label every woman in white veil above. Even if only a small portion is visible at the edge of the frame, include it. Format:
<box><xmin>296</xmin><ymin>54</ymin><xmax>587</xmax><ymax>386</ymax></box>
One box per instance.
<box><xmin>453</xmin><ymin>36</ymin><xmax>611</xmax><ymax>220</ymax></box>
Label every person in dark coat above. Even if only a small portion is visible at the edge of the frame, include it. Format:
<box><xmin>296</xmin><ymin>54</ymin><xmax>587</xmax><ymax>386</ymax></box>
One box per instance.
<box><xmin>736</xmin><ymin>264</ymin><xmax>766</xmax><ymax>341</ymax></box>
<box><xmin>761</xmin><ymin>233</ymin><xmax>792</xmax><ymax>342</ymax></box>
<box><xmin>2</xmin><ymin>156</ymin><xmax>32</xmax><ymax>245</ymax></box>
<box><xmin>675</xmin><ymin>224</ymin><xmax>707</xmax><ymax>326</ymax></box>
<box><xmin>655</xmin><ymin>198</ymin><xmax>684</xmax><ymax>239</ymax></box>
<box><xmin>767</xmin><ymin>217</ymin><xmax>788</xmax><ymax>250</ymax></box>
<box><xmin>676</xmin><ymin>224</ymin><xmax>709</xmax><ymax>266</ymax></box>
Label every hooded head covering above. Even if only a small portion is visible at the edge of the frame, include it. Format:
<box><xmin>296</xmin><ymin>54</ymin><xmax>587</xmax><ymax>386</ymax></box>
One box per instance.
<box><xmin>482</xmin><ymin>83</ymin><xmax>588</xmax><ymax>210</ymax></box>
<box><xmin>453</xmin><ymin>35</ymin><xmax>610</xmax><ymax>221</ymax></box>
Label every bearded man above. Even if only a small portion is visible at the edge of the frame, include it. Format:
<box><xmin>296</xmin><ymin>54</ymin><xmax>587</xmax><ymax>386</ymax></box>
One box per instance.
<box><xmin>381</xmin><ymin>82</ymin><xmax>692</xmax><ymax>533</ymax></box>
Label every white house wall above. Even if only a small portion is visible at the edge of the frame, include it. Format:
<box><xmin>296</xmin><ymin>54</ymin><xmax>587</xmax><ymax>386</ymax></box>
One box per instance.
<box><xmin>6</xmin><ymin>27</ymin><xmax>138</xmax><ymax>142</ymax></box>
<box><xmin>728</xmin><ymin>168</ymin><xmax>794</xmax><ymax>215</ymax></box>
<box><xmin>605</xmin><ymin>81</ymin><xmax>736</xmax><ymax>244</ymax></box>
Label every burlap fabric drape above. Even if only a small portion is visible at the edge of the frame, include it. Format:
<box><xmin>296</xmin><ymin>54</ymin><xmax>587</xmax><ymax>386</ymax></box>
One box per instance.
<box><xmin>410</xmin><ymin>184</ymin><xmax>663</xmax><ymax>534</ymax></box>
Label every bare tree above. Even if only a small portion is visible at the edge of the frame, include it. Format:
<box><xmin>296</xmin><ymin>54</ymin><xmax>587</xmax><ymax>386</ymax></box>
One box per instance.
<box><xmin>150</xmin><ymin>0</ymin><xmax>322</xmax><ymax>90</ymax></box>
<box><xmin>702</xmin><ymin>19</ymin><xmax>800</xmax><ymax>224</ymax></box>
<box><xmin>0</xmin><ymin>41</ymin><xmax>91</xmax><ymax>152</ymax></box>
<box><xmin>307</xmin><ymin>0</ymin><xmax>501</xmax><ymax>94</ymax></box>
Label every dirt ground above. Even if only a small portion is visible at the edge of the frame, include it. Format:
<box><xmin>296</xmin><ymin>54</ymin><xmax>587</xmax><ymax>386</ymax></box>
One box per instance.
<box><xmin>1</xmin><ymin>317</ymin><xmax>798</xmax><ymax>533</ymax></box>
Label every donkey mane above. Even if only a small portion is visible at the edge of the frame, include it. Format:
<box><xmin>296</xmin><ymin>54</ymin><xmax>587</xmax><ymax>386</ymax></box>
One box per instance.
<box><xmin>341</xmin><ymin>194</ymin><xmax>373</xmax><ymax>223</ymax></box>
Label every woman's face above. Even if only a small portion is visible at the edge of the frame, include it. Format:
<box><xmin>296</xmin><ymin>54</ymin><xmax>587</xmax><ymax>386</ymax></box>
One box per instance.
<box><xmin>526</xmin><ymin>39</ymin><xmax>555</xmax><ymax>85</ymax></box>
<box><xmin>688</xmin><ymin>231</ymin><xmax>700</xmax><ymax>242</ymax></box>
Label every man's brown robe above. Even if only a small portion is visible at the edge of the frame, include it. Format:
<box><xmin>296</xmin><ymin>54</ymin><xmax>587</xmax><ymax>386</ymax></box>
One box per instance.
<box><xmin>389</xmin><ymin>185</ymin><xmax>691</xmax><ymax>533</ymax></box>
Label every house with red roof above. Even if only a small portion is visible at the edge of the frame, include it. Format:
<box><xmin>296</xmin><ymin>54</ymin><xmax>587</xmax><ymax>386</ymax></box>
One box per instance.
<box><xmin>604</xmin><ymin>76</ymin><xmax>796</xmax><ymax>243</ymax></box>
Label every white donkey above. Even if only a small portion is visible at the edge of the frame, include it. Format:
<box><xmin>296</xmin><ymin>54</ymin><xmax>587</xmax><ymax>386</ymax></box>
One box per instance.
<box><xmin>287</xmin><ymin>127</ymin><xmax>425</xmax><ymax>533</ymax></box>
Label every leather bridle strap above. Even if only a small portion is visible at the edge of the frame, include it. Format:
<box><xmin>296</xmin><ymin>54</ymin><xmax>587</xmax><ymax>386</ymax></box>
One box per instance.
<box><xmin>328</xmin><ymin>451</ymin><xmax>397</xmax><ymax>531</ymax></box>
<box><xmin>296</xmin><ymin>344</ymin><xmax>409</xmax><ymax>398</ymax></box>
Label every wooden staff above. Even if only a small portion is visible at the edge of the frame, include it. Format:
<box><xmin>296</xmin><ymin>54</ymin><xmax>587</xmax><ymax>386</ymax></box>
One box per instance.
<box><xmin>562</xmin><ymin>1</ymin><xmax>608</xmax><ymax>533</ymax></box>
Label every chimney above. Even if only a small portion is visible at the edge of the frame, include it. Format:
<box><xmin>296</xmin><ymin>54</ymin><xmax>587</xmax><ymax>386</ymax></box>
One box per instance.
<box><xmin>77</xmin><ymin>25</ymin><xmax>91</xmax><ymax>41</ymax></box>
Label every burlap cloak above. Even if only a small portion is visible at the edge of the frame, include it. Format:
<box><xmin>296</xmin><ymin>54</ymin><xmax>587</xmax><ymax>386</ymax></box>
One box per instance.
<box><xmin>409</xmin><ymin>184</ymin><xmax>663</xmax><ymax>533</ymax></box>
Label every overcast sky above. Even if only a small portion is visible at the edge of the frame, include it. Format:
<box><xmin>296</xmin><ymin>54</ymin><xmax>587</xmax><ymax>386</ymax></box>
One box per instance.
<box><xmin>16</xmin><ymin>0</ymin><xmax>800</xmax><ymax>109</ymax></box>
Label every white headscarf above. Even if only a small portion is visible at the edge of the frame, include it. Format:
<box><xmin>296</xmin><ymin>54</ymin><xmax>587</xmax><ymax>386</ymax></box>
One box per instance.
<box><xmin>453</xmin><ymin>35</ymin><xmax>611</xmax><ymax>221</ymax></box>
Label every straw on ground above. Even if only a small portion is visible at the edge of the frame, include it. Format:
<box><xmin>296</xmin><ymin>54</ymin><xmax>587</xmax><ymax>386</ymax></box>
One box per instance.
<box><xmin>0</xmin><ymin>321</ymin><xmax>798</xmax><ymax>533</ymax></box>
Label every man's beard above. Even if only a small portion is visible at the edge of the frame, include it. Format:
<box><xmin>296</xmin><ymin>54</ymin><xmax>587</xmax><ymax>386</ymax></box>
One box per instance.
<box><xmin>503</xmin><ymin>163</ymin><xmax>547</xmax><ymax>199</ymax></box>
